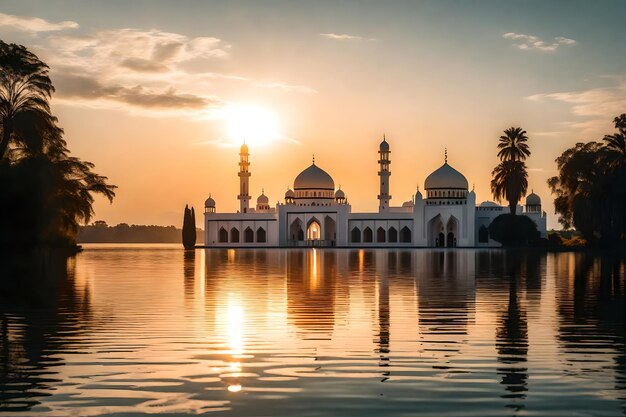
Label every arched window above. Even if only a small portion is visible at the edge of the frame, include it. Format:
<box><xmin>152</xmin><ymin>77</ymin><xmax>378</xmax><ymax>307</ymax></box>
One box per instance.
<box><xmin>388</xmin><ymin>227</ymin><xmax>398</xmax><ymax>243</ymax></box>
<box><xmin>351</xmin><ymin>227</ymin><xmax>361</xmax><ymax>243</ymax></box>
<box><xmin>400</xmin><ymin>226</ymin><xmax>411</xmax><ymax>243</ymax></box>
<box><xmin>244</xmin><ymin>227</ymin><xmax>254</xmax><ymax>243</ymax></box>
<box><xmin>230</xmin><ymin>227</ymin><xmax>240</xmax><ymax>243</ymax></box>
<box><xmin>257</xmin><ymin>227</ymin><xmax>267</xmax><ymax>243</ymax></box>
<box><xmin>376</xmin><ymin>227</ymin><xmax>386</xmax><ymax>243</ymax></box>
<box><xmin>478</xmin><ymin>225</ymin><xmax>489</xmax><ymax>243</ymax></box>
<box><xmin>218</xmin><ymin>227</ymin><xmax>228</xmax><ymax>243</ymax></box>
<box><xmin>363</xmin><ymin>227</ymin><xmax>373</xmax><ymax>243</ymax></box>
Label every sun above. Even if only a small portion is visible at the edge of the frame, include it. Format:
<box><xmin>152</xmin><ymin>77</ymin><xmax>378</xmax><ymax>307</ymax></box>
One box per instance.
<box><xmin>224</xmin><ymin>103</ymin><xmax>282</xmax><ymax>147</ymax></box>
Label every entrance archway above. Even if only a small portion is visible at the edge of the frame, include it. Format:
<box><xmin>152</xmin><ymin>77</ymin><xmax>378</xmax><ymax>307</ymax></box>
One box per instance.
<box><xmin>307</xmin><ymin>218</ymin><xmax>321</xmax><ymax>240</ymax></box>
<box><xmin>324</xmin><ymin>216</ymin><xmax>336</xmax><ymax>242</ymax></box>
<box><xmin>427</xmin><ymin>214</ymin><xmax>444</xmax><ymax>246</ymax></box>
<box><xmin>446</xmin><ymin>216</ymin><xmax>458</xmax><ymax>247</ymax></box>
<box><xmin>289</xmin><ymin>218</ymin><xmax>304</xmax><ymax>242</ymax></box>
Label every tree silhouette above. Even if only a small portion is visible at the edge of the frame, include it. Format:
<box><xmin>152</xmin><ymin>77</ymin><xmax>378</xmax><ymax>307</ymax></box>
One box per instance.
<box><xmin>491</xmin><ymin>160</ymin><xmax>528</xmax><ymax>216</ymax></box>
<box><xmin>548</xmin><ymin>115</ymin><xmax>626</xmax><ymax>246</ymax></box>
<box><xmin>182</xmin><ymin>205</ymin><xmax>196</xmax><ymax>249</ymax></box>
<box><xmin>0</xmin><ymin>41</ymin><xmax>55</xmax><ymax>160</ymax></box>
<box><xmin>491</xmin><ymin>127</ymin><xmax>531</xmax><ymax>215</ymax></box>
<box><xmin>0</xmin><ymin>41</ymin><xmax>115</xmax><ymax>249</ymax></box>
<box><xmin>497</xmin><ymin>127</ymin><xmax>530</xmax><ymax>162</ymax></box>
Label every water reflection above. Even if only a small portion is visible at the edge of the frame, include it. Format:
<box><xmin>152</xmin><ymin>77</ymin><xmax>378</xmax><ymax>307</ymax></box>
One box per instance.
<box><xmin>0</xmin><ymin>247</ymin><xmax>625</xmax><ymax>416</ymax></box>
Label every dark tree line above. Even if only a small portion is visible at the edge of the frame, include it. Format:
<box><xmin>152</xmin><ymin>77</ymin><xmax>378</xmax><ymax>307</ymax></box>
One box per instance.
<box><xmin>0</xmin><ymin>41</ymin><xmax>115</xmax><ymax>249</ymax></box>
<box><xmin>548</xmin><ymin>115</ymin><xmax>626</xmax><ymax>247</ymax></box>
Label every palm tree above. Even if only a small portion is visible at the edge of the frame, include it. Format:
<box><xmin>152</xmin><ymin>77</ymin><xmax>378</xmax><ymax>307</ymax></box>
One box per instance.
<box><xmin>491</xmin><ymin>160</ymin><xmax>528</xmax><ymax>215</ymax></box>
<box><xmin>498</xmin><ymin>127</ymin><xmax>530</xmax><ymax>162</ymax></box>
<box><xmin>603</xmin><ymin>114</ymin><xmax>626</xmax><ymax>170</ymax></box>
<box><xmin>0</xmin><ymin>41</ymin><xmax>54</xmax><ymax>160</ymax></box>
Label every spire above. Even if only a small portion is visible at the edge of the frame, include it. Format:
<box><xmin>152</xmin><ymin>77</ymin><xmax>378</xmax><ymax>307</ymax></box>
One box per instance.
<box><xmin>444</xmin><ymin>147</ymin><xmax>448</xmax><ymax>164</ymax></box>
<box><xmin>383</xmin><ymin>133</ymin><xmax>386</xmax><ymax>142</ymax></box>
<box><xmin>312</xmin><ymin>154</ymin><xmax>315</xmax><ymax>164</ymax></box>
<box><xmin>262</xmin><ymin>188</ymin><xmax>265</xmax><ymax>194</ymax></box>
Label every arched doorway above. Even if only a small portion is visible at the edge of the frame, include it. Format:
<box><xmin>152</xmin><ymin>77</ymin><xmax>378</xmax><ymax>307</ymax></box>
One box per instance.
<box><xmin>351</xmin><ymin>227</ymin><xmax>361</xmax><ymax>243</ymax></box>
<box><xmin>289</xmin><ymin>218</ymin><xmax>304</xmax><ymax>242</ymax></box>
<box><xmin>230</xmin><ymin>227</ymin><xmax>239</xmax><ymax>243</ymax></box>
<box><xmin>428</xmin><ymin>215</ymin><xmax>444</xmax><ymax>246</ymax></box>
<box><xmin>257</xmin><ymin>227</ymin><xmax>267</xmax><ymax>243</ymax></box>
<box><xmin>324</xmin><ymin>216</ymin><xmax>336</xmax><ymax>243</ymax></box>
<box><xmin>377</xmin><ymin>227</ymin><xmax>386</xmax><ymax>243</ymax></box>
<box><xmin>307</xmin><ymin>218</ymin><xmax>321</xmax><ymax>240</ymax></box>
<box><xmin>446</xmin><ymin>216</ymin><xmax>458</xmax><ymax>247</ymax></box>
<box><xmin>363</xmin><ymin>227</ymin><xmax>373</xmax><ymax>243</ymax></box>
<box><xmin>388</xmin><ymin>227</ymin><xmax>398</xmax><ymax>243</ymax></box>
<box><xmin>400</xmin><ymin>226</ymin><xmax>411</xmax><ymax>243</ymax></box>
<box><xmin>218</xmin><ymin>227</ymin><xmax>228</xmax><ymax>243</ymax></box>
<box><xmin>244</xmin><ymin>227</ymin><xmax>254</xmax><ymax>243</ymax></box>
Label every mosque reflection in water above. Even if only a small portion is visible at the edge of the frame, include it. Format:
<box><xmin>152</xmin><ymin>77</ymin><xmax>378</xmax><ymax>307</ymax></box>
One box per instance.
<box><xmin>0</xmin><ymin>248</ymin><xmax>625</xmax><ymax>415</ymax></box>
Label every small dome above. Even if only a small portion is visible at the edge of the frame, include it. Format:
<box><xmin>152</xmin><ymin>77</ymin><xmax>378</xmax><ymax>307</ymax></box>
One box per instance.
<box><xmin>257</xmin><ymin>192</ymin><xmax>268</xmax><ymax>204</ymax></box>
<box><xmin>285</xmin><ymin>188</ymin><xmax>295</xmax><ymax>198</ymax></box>
<box><xmin>526</xmin><ymin>191</ymin><xmax>541</xmax><ymax>206</ymax></box>
<box><xmin>335</xmin><ymin>189</ymin><xmax>345</xmax><ymax>199</ymax></box>
<box><xmin>294</xmin><ymin>163</ymin><xmax>335</xmax><ymax>190</ymax></box>
<box><xmin>379</xmin><ymin>137</ymin><xmax>389</xmax><ymax>151</ymax></box>
<box><xmin>480</xmin><ymin>201</ymin><xmax>499</xmax><ymax>207</ymax></box>
<box><xmin>424</xmin><ymin>162</ymin><xmax>468</xmax><ymax>190</ymax></box>
<box><xmin>240</xmin><ymin>143</ymin><xmax>249</xmax><ymax>154</ymax></box>
<box><xmin>204</xmin><ymin>196</ymin><xmax>215</xmax><ymax>207</ymax></box>
<box><xmin>402</xmin><ymin>200</ymin><xmax>414</xmax><ymax>208</ymax></box>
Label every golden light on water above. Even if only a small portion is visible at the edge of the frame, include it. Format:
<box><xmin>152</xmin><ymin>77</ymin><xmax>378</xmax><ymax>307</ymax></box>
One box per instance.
<box><xmin>227</xmin><ymin>384</ymin><xmax>242</xmax><ymax>393</ymax></box>
<box><xmin>227</xmin><ymin>299</ymin><xmax>244</xmax><ymax>355</ymax></box>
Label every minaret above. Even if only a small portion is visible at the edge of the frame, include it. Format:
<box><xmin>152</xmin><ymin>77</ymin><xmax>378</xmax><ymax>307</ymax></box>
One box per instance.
<box><xmin>237</xmin><ymin>143</ymin><xmax>251</xmax><ymax>213</ymax></box>
<box><xmin>378</xmin><ymin>135</ymin><xmax>391</xmax><ymax>212</ymax></box>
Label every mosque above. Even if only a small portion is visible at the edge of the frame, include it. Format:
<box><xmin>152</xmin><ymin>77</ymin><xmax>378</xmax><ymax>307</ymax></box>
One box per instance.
<box><xmin>203</xmin><ymin>138</ymin><xmax>547</xmax><ymax>247</ymax></box>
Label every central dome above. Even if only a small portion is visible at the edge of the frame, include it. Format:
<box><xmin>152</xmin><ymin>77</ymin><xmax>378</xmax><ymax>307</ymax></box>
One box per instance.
<box><xmin>424</xmin><ymin>163</ymin><xmax>468</xmax><ymax>190</ymax></box>
<box><xmin>294</xmin><ymin>163</ymin><xmax>335</xmax><ymax>190</ymax></box>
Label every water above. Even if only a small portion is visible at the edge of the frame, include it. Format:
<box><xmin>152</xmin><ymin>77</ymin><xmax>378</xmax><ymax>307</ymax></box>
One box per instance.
<box><xmin>1</xmin><ymin>245</ymin><xmax>625</xmax><ymax>416</ymax></box>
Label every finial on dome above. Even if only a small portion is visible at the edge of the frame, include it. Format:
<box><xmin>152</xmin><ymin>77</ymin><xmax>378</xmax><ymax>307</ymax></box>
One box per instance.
<box><xmin>445</xmin><ymin>147</ymin><xmax>448</xmax><ymax>164</ymax></box>
<box><xmin>262</xmin><ymin>188</ymin><xmax>265</xmax><ymax>194</ymax></box>
<box><xmin>312</xmin><ymin>154</ymin><xmax>315</xmax><ymax>164</ymax></box>
<box><xmin>383</xmin><ymin>133</ymin><xmax>386</xmax><ymax>142</ymax></box>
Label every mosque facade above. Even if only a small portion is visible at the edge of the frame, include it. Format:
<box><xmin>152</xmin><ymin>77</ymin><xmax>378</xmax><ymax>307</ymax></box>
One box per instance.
<box><xmin>203</xmin><ymin>138</ymin><xmax>547</xmax><ymax>247</ymax></box>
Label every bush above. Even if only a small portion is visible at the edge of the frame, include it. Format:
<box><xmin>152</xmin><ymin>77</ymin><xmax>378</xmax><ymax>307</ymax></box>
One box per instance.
<box><xmin>488</xmin><ymin>214</ymin><xmax>540</xmax><ymax>246</ymax></box>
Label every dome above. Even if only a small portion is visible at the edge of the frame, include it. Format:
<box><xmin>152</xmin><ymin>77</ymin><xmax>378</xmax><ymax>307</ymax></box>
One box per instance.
<box><xmin>402</xmin><ymin>200</ymin><xmax>414</xmax><ymax>208</ymax></box>
<box><xmin>379</xmin><ymin>137</ymin><xmax>389</xmax><ymax>151</ymax></box>
<box><xmin>257</xmin><ymin>192</ymin><xmax>268</xmax><ymax>204</ymax></box>
<box><xmin>424</xmin><ymin>163</ymin><xmax>468</xmax><ymax>190</ymax></box>
<box><xmin>480</xmin><ymin>201</ymin><xmax>499</xmax><ymax>207</ymax></box>
<box><xmin>526</xmin><ymin>191</ymin><xmax>541</xmax><ymax>206</ymax></box>
<box><xmin>204</xmin><ymin>196</ymin><xmax>215</xmax><ymax>207</ymax></box>
<box><xmin>294</xmin><ymin>163</ymin><xmax>335</xmax><ymax>190</ymax></box>
<box><xmin>335</xmin><ymin>189</ymin><xmax>345</xmax><ymax>199</ymax></box>
<box><xmin>240</xmin><ymin>143</ymin><xmax>249</xmax><ymax>153</ymax></box>
<box><xmin>285</xmin><ymin>188</ymin><xmax>295</xmax><ymax>198</ymax></box>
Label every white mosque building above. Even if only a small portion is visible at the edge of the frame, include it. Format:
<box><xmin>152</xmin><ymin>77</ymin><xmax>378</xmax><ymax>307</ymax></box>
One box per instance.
<box><xmin>203</xmin><ymin>138</ymin><xmax>547</xmax><ymax>247</ymax></box>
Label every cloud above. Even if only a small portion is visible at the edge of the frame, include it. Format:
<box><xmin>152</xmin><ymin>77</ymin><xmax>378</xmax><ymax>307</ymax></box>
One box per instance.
<box><xmin>52</xmin><ymin>72</ymin><xmax>222</xmax><ymax>116</ymax></box>
<box><xmin>527</xmin><ymin>76</ymin><xmax>626</xmax><ymax>135</ymax></box>
<box><xmin>320</xmin><ymin>33</ymin><xmax>364</xmax><ymax>41</ymax></box>
<box><xmin>503</xmin><ymin>32</ymin><xmax>576</xmax><ymax>52</ymax></box>
<box><xmin>0</xmin><ymin>12</ymin><xmax>78</xmax><ymax>33</ymax></box>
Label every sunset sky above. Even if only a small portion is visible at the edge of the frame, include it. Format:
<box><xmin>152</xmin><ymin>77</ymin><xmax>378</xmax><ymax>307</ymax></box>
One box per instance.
<box><xmin>1</xmin><ymin>0</ymin><xmax>625</xmax><ymax>229</ymax></box>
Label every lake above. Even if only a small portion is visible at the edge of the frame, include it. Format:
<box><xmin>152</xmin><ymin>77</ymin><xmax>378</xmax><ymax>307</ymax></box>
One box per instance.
<box><xmin>1</xmin><ymin>245</ymin><xmax>625</xmax><ymax>416</ymax></box>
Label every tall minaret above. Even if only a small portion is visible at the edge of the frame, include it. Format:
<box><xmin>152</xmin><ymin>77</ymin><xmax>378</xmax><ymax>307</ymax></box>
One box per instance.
<box><xmin>378</xmin><ymin>135</ymin><xmax>391</xmax><ymax>212</ymax></box>
<box><xmin>237</xmin><ymin>143</ymin><xmax>251</xmax><ymax>213</ymax></box>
